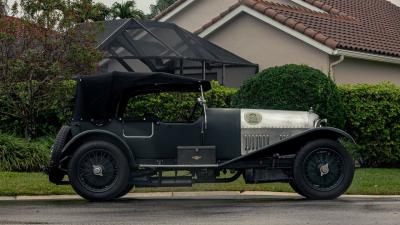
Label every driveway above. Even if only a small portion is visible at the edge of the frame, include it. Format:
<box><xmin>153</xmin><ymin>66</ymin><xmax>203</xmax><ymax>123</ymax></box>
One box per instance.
<box><xmin>0</xmin><ymin>193</ymin><xmax>399</xmax><ymax>225</ymax></box>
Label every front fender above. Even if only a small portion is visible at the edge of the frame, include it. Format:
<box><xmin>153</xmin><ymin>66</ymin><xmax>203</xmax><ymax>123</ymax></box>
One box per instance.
<box><xmin>61</xmin><ymin>129</ymin><xmax>136</xmax><ymax>168</ymax></box>
<box><xmin>220</xmin><ymin>127</ymin><xmax>354</xmax><ymax>167</ymax></box>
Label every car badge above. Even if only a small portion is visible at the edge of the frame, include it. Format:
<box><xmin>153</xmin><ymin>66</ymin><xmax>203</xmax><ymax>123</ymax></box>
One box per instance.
<box><xmin>245</xmin><ymin>112</ymin><xmax>262</xmax><ymax>125</ymax></box>
<box><xmin>192</xmin><ymin>155</ymin><xmax>202</xmax><ymax>160</ymax></box>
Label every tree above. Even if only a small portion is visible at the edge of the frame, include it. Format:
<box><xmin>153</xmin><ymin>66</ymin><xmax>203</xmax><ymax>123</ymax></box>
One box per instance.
<box><xmin>111</xmin><ymin>1</ymin><xmax>145</xmax><ymax>20</ymax></box>
<box><xmin>0</xmin><ymin>0</ymin><xmax>7</xmax><ymax>16</ymax></box>
<box><xmin>150</xmin><ymin>0</ymin><xmax>177</xmax><ymax>18</ymax></box>
<box><xmin>0</xmin><ymin>0</ymin><xmax>102</xmax><ymax>138</ymax></box>
<box><xmin>69</xmin><ymin>0</ymin><xmax>112</xmax><ymax>22</ymax></box>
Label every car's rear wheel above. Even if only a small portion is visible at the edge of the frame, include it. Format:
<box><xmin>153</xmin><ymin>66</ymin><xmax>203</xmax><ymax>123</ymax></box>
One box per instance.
<box><xmin>68</xmin><ymin>141</ymin><xmax>130</xmax><ymax>201</ymax></box>
<box><xmin>292</xmin><ymin>139</ymin><xmax>354</xmax><ymax>200</ymax></box>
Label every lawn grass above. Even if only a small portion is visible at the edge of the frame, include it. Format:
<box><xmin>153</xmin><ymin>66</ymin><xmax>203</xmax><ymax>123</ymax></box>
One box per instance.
<box><xmin>0</xmin><ymin>168</ymin><xmax>399</xmax><ymax>196</ymax></box>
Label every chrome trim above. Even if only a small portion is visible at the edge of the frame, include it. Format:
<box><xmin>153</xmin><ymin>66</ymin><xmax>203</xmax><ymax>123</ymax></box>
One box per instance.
<box><xmin>138</xmin><ymin>164</ymin><xmax>218</xmax><ymax>168</ymax></box>
<box><xmin>200</xmin><ymin>84</ymin><xmax>207</xmax><ymax>130</ymax></box>
<box><xmin>123</xmin><ymin>123</ymin><xmax>154</xmax><ymax>139</ymax></box>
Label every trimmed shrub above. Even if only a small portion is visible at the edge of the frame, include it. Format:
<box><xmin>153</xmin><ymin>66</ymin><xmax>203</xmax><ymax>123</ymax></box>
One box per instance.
<box><xmin>231</xmin><ymin>64</ymin><xmax>346</xmax><ymax>128</ymax></box>
<box><xmin>340</xmin><ymin>83</ymin><xmax>400</xmax><ymax>167</ymax></box>
<box><xmin>0</xmin><ymin>134</ymin><xmax>53</xmax><ymax>172</ymax></box>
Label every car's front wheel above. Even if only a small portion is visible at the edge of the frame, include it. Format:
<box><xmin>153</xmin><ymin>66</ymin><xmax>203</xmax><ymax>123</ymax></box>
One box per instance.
<box><xmin>68</xmin><ymin>141</ymin><xmax>130</xmax><ymax>201</ymax></box>
<box><xmin>292</xmin><ymin>139</ymin><xmax>354</xmax><ymax>200</ymax></box>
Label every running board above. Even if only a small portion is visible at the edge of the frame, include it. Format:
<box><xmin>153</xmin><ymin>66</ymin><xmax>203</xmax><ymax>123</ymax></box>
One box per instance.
<box><xmin>138</xmin><ymin>164</ymin><xmax>219</xmax><ymax>169</ymax></box>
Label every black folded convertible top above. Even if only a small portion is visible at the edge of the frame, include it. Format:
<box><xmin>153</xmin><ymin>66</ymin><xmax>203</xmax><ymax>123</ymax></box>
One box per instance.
<box><xmin>73</xmin><ymin>72</ymin><xmax>211</xmax><ymax>121</ymax></box>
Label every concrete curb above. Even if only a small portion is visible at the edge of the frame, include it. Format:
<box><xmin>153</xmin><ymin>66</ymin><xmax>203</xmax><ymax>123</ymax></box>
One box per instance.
<box><xmin>1</xmin><ymin>191</ymin><xmax>399</xmax><ymax>201</ymax></box>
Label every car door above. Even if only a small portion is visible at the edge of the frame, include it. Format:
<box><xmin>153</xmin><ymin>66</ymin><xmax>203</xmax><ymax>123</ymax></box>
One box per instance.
<box><xmin>122</xmin><ymin>119</ymin><xmax>203</xmax><ymax>159</ymax></box>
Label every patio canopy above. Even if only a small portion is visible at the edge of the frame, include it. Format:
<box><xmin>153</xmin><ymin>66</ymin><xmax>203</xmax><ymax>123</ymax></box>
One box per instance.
<box><xmin>94</xmin><ymin>19</ymin><xmax>258</xmax><ymax>78</ymax></box>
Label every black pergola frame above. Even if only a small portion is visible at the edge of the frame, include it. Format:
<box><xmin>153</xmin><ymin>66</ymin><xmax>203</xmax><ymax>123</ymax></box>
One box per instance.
<box><xmin>96</xmin><ymin>19</ymin><xmax>259</xmax><ymax>82</ymax></box>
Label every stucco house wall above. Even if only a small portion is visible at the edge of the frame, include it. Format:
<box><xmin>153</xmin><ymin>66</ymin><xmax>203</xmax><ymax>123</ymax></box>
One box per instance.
<box><xmin>205</xmin><ymin>13</ymin><xmax>330</xmax><ymax>75</ymax></box>
<box><xmin>331</xmin><ymin>57</ymin><xmax>400</xmax><ymax>85</ymax></box>
<box><xmin>161</xmin><ymin>1</ymin><xmax>400</xmax><ymax>86</ymax></box>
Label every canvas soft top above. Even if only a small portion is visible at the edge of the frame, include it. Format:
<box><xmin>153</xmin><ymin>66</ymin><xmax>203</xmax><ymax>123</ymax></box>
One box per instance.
<box><xmin>73</xmin><ymin>72</ymin><xmax>211</xmax><ymax>121</ymax></box>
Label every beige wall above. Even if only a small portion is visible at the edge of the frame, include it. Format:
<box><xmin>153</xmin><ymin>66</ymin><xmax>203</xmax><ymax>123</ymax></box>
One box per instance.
<box><xmin>205</xmin><ymin>13</ymin><xmax>330</xmax><ymax>74</ymax></box>
<box><xmin>332</xmin><ymin>57</ymin><xmax>400</xmax><ymax>85</ymax></box>
<box><xmin>167</xmin><ymin>0</ymin><xmax>237</xmax><ymax>32</ymax></box>
<box><xmin>166</xmin><ymin>0</ymin><xmax>297</xmax><ymax>32</ymax></box>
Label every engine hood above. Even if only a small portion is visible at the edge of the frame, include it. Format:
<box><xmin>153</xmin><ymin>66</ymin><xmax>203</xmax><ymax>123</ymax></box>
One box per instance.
<box><xmin>241</xmin><ymin>109</ymin><xmax>319</xmax><ymax>129</ymax></box>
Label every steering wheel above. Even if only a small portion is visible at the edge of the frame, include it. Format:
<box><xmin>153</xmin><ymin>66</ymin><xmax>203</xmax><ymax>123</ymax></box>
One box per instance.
<box><xmin>143</xmin><ymin>113</ymin><xmax>160</xmax><ymax>122</ymax></box>
<box><xmin>186</xmin><ymin>101</ymin><xmax>200</xmax><ymax>122</ymax></box>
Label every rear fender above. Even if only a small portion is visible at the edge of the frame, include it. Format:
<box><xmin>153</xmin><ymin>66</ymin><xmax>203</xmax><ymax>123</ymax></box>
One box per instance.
<box><xmin>61</xmin><ymin>130</ymin><xmax>136</xmax><ymax>169</ymax></box>
<box><xmin>220</xmin><ymin>127</ymin><xmax>354</xmax><ymax>167</ymax></box>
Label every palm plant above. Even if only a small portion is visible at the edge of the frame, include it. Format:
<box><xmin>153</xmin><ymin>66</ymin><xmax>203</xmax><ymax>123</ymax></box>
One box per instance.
<box><xmin>150</xmin><ymin>0</ymin><xmax>177</xmax><ymax>18</ymax></box>
<box><xmin>111</xmin><ymin>1</ymin><xmax>145</xmax><ymax>20</ymax></box>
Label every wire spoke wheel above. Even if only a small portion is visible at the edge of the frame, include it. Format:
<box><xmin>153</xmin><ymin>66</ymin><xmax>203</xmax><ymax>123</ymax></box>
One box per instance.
<box><xmin>77</xmin><ymin>149</ymin><xmax>119</xmax><ymax>193</ymax></box>
<box><xmin>68</xmin><ymin>141</ymin><xmax>130</xmax><ymax>201</ymax></box>
<box><xmin>303</xmin><ymin>148</ymin><xmax>344</xmax><ymax>192</ymax></box>
<box><xmin>292</xmin><ymin>139</ymin><xmax>355</xmax><ymax>200</ymax></box>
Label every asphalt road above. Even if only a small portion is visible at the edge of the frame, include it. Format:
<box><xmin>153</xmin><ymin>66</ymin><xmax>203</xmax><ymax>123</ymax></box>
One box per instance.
<box><xmin>0</xmin><ymin>195</ymin><xmax>399</xmax><ymax>225</ymax></box>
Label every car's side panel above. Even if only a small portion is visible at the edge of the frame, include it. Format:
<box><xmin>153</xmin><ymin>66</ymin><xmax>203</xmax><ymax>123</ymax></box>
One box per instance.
<box><xmin>205</xmin><ymin>108</ymin><xmax>241</xmax><ymax>160</ymax></box>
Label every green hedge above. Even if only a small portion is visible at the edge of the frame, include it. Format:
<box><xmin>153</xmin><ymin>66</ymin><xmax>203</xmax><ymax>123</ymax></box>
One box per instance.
<box><xmin>0</xmin><ymin>134</ymin><xmax>52</xmax><ymax>172</ymax></box>
<box><xmin>340</xmin><ymin>83</ymin><xmax>400</xmax><ymax>167</ymax></box>
<box><xmin>126</xmin><ymin>81</ymin><xmax>236</xmax><ymax>122</ymax></box>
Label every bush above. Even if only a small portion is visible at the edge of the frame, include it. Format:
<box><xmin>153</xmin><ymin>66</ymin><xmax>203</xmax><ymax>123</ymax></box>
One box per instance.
<box><xmin>340</xmin><ymin>83</ymin><xmax>400</xmax><ymax>167</ymax></box>
<box><xmin>0</xmin><ymin>80</ymin><xmax>75</xmax><ymax>137</ymax></box>
<box><xmin>231</xmin><ymin>64</ymin><xmax>345</xmax><ymax>128</ymax></box>
<box><xmin>0</xmin><ymin>133</ymin><xmax>52</xmax><ymax>172</ymax></box>
<box><xmin>126</xmin><ymin>81</ymin><xmax>237</xmax><ymax>121</ymax></box>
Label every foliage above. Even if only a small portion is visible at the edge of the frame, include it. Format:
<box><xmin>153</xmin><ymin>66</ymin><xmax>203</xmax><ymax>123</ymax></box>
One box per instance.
<box><xmin>69</xmin><ymin>0</ymin><xmax>112</xmax><ymax>22</ymax></box>
<box><xmin>0</xmin><ymin>0</ymin><xmax>6</xmax><ymax>16</ymax></box>
<box><xmin>0</xmin><ymin>0</ymin><xmax>101</xmax><ymax>139</ymax></box>
<box><xmin>111</xmin><ymin>1</ymin><xmax>145</xmax><ymax>20</ymax></box>
<box><xmin>126</xmin><ymin>81</ymin><xmax>237</xmax><ymax>122</ymax></box>
<box><xmin>150</xmin><ymin>0</ymin><xmax>177</xmax><ymax>18</ymax></box>
<box><xmin>0</xmin><ymin>133</ymin><xmax>52</xmax><ymax>172</ymax></box>
<box><xmin>340</xmin><ymin>83</ymin><xmax>400</xmax><ymax>167</ymax></box>
<box><xmin>231</xmin><ymin>64</ymin><xmax>346</xmax><ymax>128</ymax></box>
<box><xmin>0</xmin><ymin>80</ymin><xmax>75</xmax><ymax>136</ymax></box>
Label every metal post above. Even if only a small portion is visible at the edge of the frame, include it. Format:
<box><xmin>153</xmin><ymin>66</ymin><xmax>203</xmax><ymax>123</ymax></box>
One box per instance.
<box><xmin>200</xmin><ymin>84</ymin><xmax>207</xmax><ymax>130</ymax></box>
<box><xmin>202</xmin><ymin>61</ymin><xmax>206</xmax><ymax>80</ymax></box>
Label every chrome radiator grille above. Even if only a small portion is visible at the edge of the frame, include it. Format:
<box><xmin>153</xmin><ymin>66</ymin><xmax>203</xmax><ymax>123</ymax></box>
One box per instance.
<box><xmin>242</xmin><ymin>133</ymin><xmax>270</xmax><ymax>154</ymax></box>
<box><xmin>240</xmin><ymin>128</ymin><xmax>308</xmax><ymax>155</ymax></box>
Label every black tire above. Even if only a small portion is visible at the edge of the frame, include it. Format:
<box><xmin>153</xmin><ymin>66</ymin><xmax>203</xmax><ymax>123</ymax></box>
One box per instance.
<box><xmin>49</xmin><ymin>126</ymin><xmax>71</xmax><ymax>184</ymax></box>
<box><xmin>289</xmin><ymin>181</ymin><xmax>305</xmax><ymax>197</ymax></box>
<box><xmin>292</xmin><ymin>139</ymin><xmax>354</xmax><ymax>200</ymax></box>
<box><xmin>116</xmin><ymin>184</ymin><xmax>135</xmax><ymax>198</ymax></box>
<box><xmin>68</xmin><ymin>141</ymin><xmax>130</xmax><ymax>201</ymax></box>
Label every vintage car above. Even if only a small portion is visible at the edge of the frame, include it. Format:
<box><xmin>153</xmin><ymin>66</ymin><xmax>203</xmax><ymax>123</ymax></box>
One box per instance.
<box><xmin>48</xmin><ymin>71</ymin><xmax>355</xmax><ymax>201</ymax></box>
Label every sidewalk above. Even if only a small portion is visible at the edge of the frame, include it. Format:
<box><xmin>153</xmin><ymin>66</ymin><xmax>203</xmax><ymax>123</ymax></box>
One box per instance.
<box><xmin>1</xmin><ymin>191</ymin><xmax>400</xmax><ymax>201</ymax></box>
